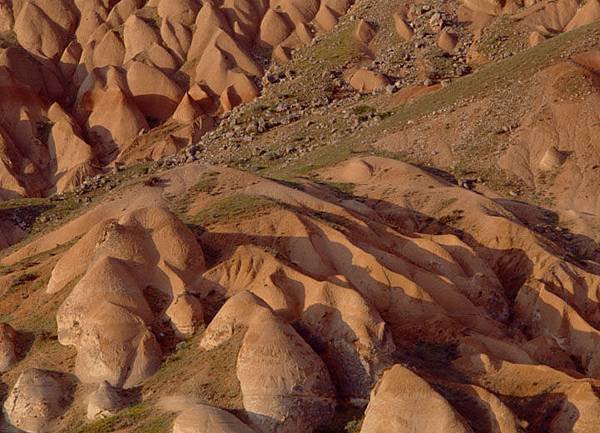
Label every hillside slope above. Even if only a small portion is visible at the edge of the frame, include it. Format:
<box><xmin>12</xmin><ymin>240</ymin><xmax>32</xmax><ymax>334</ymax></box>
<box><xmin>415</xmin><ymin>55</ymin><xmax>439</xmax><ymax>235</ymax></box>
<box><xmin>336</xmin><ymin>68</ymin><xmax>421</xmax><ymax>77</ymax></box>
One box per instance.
<box><xmin>0</xmin><ymin>1</ymin><xmax>599</xmax><ymax>433</ymax></box>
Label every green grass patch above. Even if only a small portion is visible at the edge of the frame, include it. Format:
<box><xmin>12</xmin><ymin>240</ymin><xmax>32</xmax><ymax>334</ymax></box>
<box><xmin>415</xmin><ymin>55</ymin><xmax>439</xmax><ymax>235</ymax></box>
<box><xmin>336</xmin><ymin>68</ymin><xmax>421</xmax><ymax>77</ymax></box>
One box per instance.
<box><xmin>295</xmin><ymin>25</ymin><xmax>357</xmax><ymax>72</ymax></box>
<box><xmin>189</xmin><ymin>194</ymin><xmax>278</xmax><ymax>227</ymax></box>
<box><xmin>169</xmin><ymin>171</ymin><xmax>220</xmax><ymax>217</ymax></box>
<box><xmin>432</xmin><ymin>197</ymin><xmax>458</xmax><ymax>216</ymax></box>
<box><xmin>73</xmin><ymin>404</ymin><xmax>148</xmax><ymax>433</ymax></box>
<box><xmin>379</xmin><ymin>22</ymin><xmax>600</xmax><ymax>129</ymax></box>
<box><xmin>477</xmin><ymin>16</ymin><xmax>527</xmax><ymax>60</ymax></box>
<box><xmin>264</xmin><ymin>140</ymin><xmax>355</xmax><ymax>180</ymax></box>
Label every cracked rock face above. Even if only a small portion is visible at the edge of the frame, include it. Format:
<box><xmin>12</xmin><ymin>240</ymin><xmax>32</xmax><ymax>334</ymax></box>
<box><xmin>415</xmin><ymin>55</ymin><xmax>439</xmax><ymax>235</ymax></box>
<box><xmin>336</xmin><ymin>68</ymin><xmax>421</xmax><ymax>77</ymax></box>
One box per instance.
<box><xmin>54</xmin><ymin>206</ymin><xmax>205</xmax><ymax>388</ymax></box>
<box><xmin>172</xmin><ymin>403</ymin><xmax>255</xmax><ymax>433</ymax></box>
<box><xmin>3</xmin><ymin>368</ymin><xmax>74</xmax><ymax>433</ymax></box>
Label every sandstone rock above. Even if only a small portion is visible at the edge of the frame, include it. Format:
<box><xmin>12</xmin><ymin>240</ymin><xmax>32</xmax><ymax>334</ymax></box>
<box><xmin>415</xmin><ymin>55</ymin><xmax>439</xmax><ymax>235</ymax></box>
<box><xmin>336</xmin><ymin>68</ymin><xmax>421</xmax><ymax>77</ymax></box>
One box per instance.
<box><xmin>0</xmin><ymin>0</ymin><xmax>14</xmax><ymax>32</ymax></box>
<box><xmin>160</xmin><ymin>18</ymin><xmax>193</xmax><ymax>61</ymax></box>
<box><xmin>47</xmin><ymin>102</ymin><xmax>98</xmax><ymax>193</ymax></box>
<box><xmin>107</xmin><ymin>0</ymin><xmax>144</xmax><ymax>27</ymax></box>
<box><xmin>462</xmin><ymin>0</ymin><xmax>504</xmax><ymax>16</ymax></box>
<box><xmin>87</xmin><ymin>87</ymin><xmax>148</xmax><ymax>160</ymax></box>
<box><xmin>126</xmin><ymin>60</ymin><xmax>184</xmax><ymax>120</ymax></box>
<box><xmin>0</xmin><ymin>322</ymin><xmax>17</xmax><ymax>372</ymax></box>
<box><xmin>144</xmin><ymin>42</ymin><xmax>180</xmax><ymax>73</ymax></box>
<box><xmin>349</xmin><ymin>69</ymin><xmax>389</xmax><ymax>93</ymax></box>
<box><xmin>438</xmin><ymin>29</ymin><xmax>458</xmax><ymax>53</ymax></box>
<box><xmin>172</xmin><ymin>403</ymin><xmax>255</xmax><ymax>433</ymax></box>
<box><xmin>354</xmin><ymin>19</ymin><xmax>376</xmax><ymax>46</ymax></box>
<box><xmin>87</xmin><ymin>381</ymin><xmax>125</xmax><ymax>420</ymax></box>
<box><xmin>93</xmin><ymin>30</ymin><xmax>125</xmax><ymax>67</ymax></box>
<box><xmin>528</xmin><ymin>31</ymin><xmax>546</xmax><ymax>47</ymax></box>
<box><xmin>259</xmin><ymin>9</ymin><xmax>292</xmax><ymax>48</ymax></box>
<box><xmin>157</xmin><ymin>0</ymin><xmax>199</xmax><ymax>26</ymax></box>
<box><xmin>4</xmin><ymin>369</ymin><xmax>74</xmax><ymax>433</ymax></box>
<box><xmin>123</xmin><ymin>14</ymin><xmax>161</xmax><ymax>61</ymax></box>
<box><xmin>166</xmin><ymin>293</ymin><xmax>204</xmax><ymax>338</ymax></box>
<box><xmin>172</xmin><ymin>93</ymin><xmax>203</xmax><ymax>124</ymax></box>
<box><xmin>538</xmin><ymin>147</ymin><xmax>564</xmax><ymax>171</ymax></box>
<box><xmin>14</xmin><ymin>2</ymin><xmax>67</xmax><ymax>59</ymax></box>
<box><xmin>219</xmin><ymin>74</ymin><xmax>260</xmax><ymax>112</ymax></box>
<box><xmin>314</xmin><ymin>5</ymin><xmax>339</xmax><ymax>32</ymax></box>
<box><xmin>394</xmin><ymin>13</ymin><xmax>414</xmax><ymax>41</ymax></box>
<box><xmin>59</xmin><ymin>40</ymin><xmax>82</xmax><ymax>80</ymax></box>
<box><xmin>203</xmin><ymin>292</ymin><xmax>336</xmax><ymax>433</ymax></box>
<box><xmin>54</xmin><ymin>207</ymin><xmax>205</xmax><ymax>387</ymax></box>
<box><xmin>360</xmin><ymin>365</ymin><xmax>471</xmax><ymax>433</ymax></box>
<box><xmin>565</xmin><ymin>0</ymin><xmax>600</xmax><ymax>31</ymax></box>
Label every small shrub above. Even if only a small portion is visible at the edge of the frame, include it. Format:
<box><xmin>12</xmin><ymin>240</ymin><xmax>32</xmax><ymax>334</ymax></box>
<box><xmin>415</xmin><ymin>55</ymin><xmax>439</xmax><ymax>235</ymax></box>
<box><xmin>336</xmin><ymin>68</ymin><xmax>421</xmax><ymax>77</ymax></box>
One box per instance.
<box><xmin>12</xmin><ymin>272</ymin><xmax>38</xmax><ymax>287</ymax></box>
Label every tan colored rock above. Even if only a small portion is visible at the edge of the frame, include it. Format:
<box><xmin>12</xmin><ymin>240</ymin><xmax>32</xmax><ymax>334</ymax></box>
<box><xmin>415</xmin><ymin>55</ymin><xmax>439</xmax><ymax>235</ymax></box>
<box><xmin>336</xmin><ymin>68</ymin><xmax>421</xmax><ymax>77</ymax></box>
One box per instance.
<box><xmin>157</xmin><ymin>0</ymin><xmax>199</xmax><ymax>26</ymax></box>
<box><xmin>219</xmin><ymin>73</ymin><xmax>259</xmax><ymax>112</ymax></box>
<box><xmin>449</xmin><ymin>384</ymin><xmax>522</xmax><ymax>433</ymax></box>
<box><xmin>394</xmin><ymin>13</ymin><xmax>414</xmax><ymax>41</ymax></box>
<box><xmin>14</xmin><ymin>2</ymin><xmax>67</xmax><ymax>58</ymax></box>
<box><xmin>453</xmin><ymin>354</ymin><xmax>600</xmax><ymax>433</ymax></box>
<box><xmin>186</xmin><ymin>1</ymin><xmax>232</xmax><ymax>61</ymax></box>
<box><xmin>4</xmin><ymin>369</ymin><xmax>73</xmax><ymax>433</ymax></box>
<box><xmin>30</xmin><ymin>0</ymin><xmax>78</xmax><ymax>33</ymax></box>
<box><xmin>538</xmin><ymin>147</ymin><xmax>563</xmax><ymax>171</ymax></box>
<box><xmin>0</xmin><ymin>322</ymin><xmax>17</xmax><ymax>372</ymax></box>
<box><xmin>107</xmin><ymin>0</ymin><xmax>144</xmax><ymax>27</ymax></box>
<box><xmin>75</xmin><ymin>1</ymin><xmax>107</xmax><ymax>45</ymax></box>
<box><xmin>93</xmin><ymin>30</ymin><xmax>125</xmax><ymax>67</ymax></box>
<box><xmin>144</xmin><ymin>42</ymin><xmax>180</xmax><ymax>74</ymax></box>
<box><xmin>172</xmin><ymin>403</ymin><xmax>255</xmax><ymax>433</ymax></box>
<box><xmin>360</xmin><ymin>365</ymin><xmax>471</xmax><ymax>433</ymax></box>
<box><xmin>0</xmin><ymin>47</ymin><xmax>62</xmax><ymax>99</ymax></box>
<box><xmin>203</xmin><ymin>292</ymin><xmax>336</xmax><ymax>433</ymax></box>
<box><xmin>47</xmin><ymin>103</ymin><xmax>98</xmax><ymax>193</ymax></box>
<box><xmin>0</xmin><ymin>0</ymin><xmax>14</xmax><ymax>32</ymax></box>
<box><xmin>462</xmin><ymin>0</ymin><xmax>504</xmax><ymax>16</ymax></box>
<box><xmin>314</xmin><ymin>5</ymin><xmax>339</xmax><ymax>32</ymax></box>
<box><xmin>523</xmin><ymin>0</ymin><xmax>581</xmax><ymax>33</ymax></box>
<box><xmin>86</xmin><ymin>382</ymin><xmax>125</xmax><ymax>420</ymax></box>
<box><xmin>172</xmin><ymin>93</ymin><xmax>203</xmax><ymax>123</ymax></box>
<box><xmin>528</xmin><ymin>30</ymin><xmax>546</xmax><ymax>47</ymax></box>
<box><xmin>54</xmin><ymin>249</ymin><xmax>158</xmax><ymax>384</ymax></box>
<box><xmin>59</xmin><ymin>40</ymin><xmax>82</xmax><ymax>80</ymax></box>
<box><xmin>87</xmin><ymin>87</ymin><xmax>148</xmax><ymax>160</ymax></box>
<box><xmin>160</xmin><ymin>18</ymin><xmax>193</xmax><ymax>61</ymax></box>
<box><xmin>0</xmin><ymin>127</ymin><xmax>27</xmax><ymax>200</ymax></box>
<box><xmin>123</xmin><ymin>14</ymin><xmax>161</xmax><ymax>61</ymax></box>
<box><xmin>54</xmin><ymin>207</ymin><xmax>205</xmax><ymax>387</ymax></box>
<box><xmin>272</xmin><ymin>44</ymin><xmax>291</xmax><ymax>63</ymax></box>
<box><xmin>322</xmin><ymin>0</ymin><xmax>352</xmax><ymax>16</ymax></box>
<box><xmin>259</xmin><ymin>8</ymin><xmax>292</xmax><ymax>47</ymax></box>
<box><xmin>166</xmin><ymin>293</ymin><xmax>204</xmax><ymax>338</ymax></box>
<box><xmin>565</xmin><ymin>0</ymin><xmax>600</xmax><ymax>31</ymax></box>
<box><xmin>126</xmin><ymin>60</ymin><xmax>184</xmax><ymax>120</ymax></box>
<box><xmin>280</xmin><ymin>0</ymin><xmax>320</xmax><ymax>25</ymax></box>
<box><xmin>349</xmin><ymin>69</ymin><xmax>389</xmax><ymax>93</ymax></box>
<box><xmin>194</xmin><ymin>30</ymin><xmax>262</xmax><ymax>96</ymax></box>
<box><xmin>438</xmin><ymin>29</ymin><xmax>458</xmax><ymax>53</ymax></box>
<box><xmin>354</xmin><ymin>19</ymin><xmax>376</xmax><ymax>45</ymax></box>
